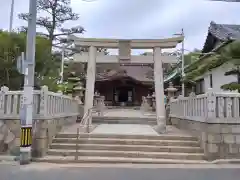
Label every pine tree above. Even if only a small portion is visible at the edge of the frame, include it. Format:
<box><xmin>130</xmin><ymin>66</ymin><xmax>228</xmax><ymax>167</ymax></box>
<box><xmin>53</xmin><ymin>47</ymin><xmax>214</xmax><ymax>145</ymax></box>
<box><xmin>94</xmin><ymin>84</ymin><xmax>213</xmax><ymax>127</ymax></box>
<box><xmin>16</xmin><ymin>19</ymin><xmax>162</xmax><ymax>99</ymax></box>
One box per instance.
<box><xmin>18</xmin><ymin>0</ymin><xmax>84</xmax><ymax>47</ymax></box>
<box><xmin>220</xmin><ymin>41</ymin><xmax>240</xmax><ymax>92</ymax></box>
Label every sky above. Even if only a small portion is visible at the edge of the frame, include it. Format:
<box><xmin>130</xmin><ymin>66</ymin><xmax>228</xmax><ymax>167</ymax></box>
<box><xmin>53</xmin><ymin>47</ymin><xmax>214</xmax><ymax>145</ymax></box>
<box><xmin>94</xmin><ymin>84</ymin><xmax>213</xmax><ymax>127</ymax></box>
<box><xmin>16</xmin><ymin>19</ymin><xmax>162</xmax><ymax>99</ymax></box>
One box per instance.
<box><xmin>0</xmin><ymin>0</ymin><xmax>240</xmax><ymax>54</ymax></box>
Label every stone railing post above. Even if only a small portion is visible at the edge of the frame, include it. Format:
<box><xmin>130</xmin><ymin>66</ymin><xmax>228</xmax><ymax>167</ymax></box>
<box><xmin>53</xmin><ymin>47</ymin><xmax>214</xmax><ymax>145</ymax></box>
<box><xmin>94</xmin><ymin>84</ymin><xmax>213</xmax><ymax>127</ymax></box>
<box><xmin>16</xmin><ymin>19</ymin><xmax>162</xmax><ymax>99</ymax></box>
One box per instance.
<box><xmin>177</xmin><ymin>95</ymin><xmax>184</xmax><ymax>117</ymax></box>
<box><xmin>188</xmin><ymin>92</ymin><xmax>196</xmax><ymax>117</ymax></box>
<box><xmin>0</xmin><ymin>86</ymin><xmax>9</xmax><ymax>115</ymax></box>
<box><xmin>39</xmin><ymin>86</ymin><xmax>48</xmax><ymax>118</ymax></box>
<box><xmin>206</xmin><ymin>88</ymin><xmax>216</xmax><ymax>122</ymax></box>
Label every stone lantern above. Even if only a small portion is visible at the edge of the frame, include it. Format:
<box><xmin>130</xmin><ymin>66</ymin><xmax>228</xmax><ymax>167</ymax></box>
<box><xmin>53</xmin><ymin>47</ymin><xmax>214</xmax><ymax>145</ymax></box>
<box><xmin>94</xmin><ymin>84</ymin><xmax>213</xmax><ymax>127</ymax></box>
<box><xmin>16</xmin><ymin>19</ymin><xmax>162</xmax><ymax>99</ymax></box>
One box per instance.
<box><xmin>73</xmin><ymin>81</ymin><xmax>85</xmax><ymax>104</ymax></box>
<box><xmin>66</xmin><ymin>72</ymin><xmax>85</xmax><ymax>122</ymax></box>
<box><xmin>66</xmin><ymin>76</ymin><xmax>78</xmax><ymax>96</ymax></box>
<box><xmin>146</xmin><ymin>93</ymin><xmax>153</xmax><ymax>107</ymax></box>
<box><xmin>67</xmin><ymin>72</ymin><xmax>85</xmax><ymax>101</ymax></box>
<box><xmin>141</xmin><ymin>94</ymin><xmax>152</xmax><ymax>113</ymax></box>
<box><xmin>165</xmin><ymin>82</ymin><xmax>177</xmax><ymax>125</ymax></box>
<box><xmin>165</xmin><ymin>82</ymin><xmax>177</xmax><ymax>100</ymax></box>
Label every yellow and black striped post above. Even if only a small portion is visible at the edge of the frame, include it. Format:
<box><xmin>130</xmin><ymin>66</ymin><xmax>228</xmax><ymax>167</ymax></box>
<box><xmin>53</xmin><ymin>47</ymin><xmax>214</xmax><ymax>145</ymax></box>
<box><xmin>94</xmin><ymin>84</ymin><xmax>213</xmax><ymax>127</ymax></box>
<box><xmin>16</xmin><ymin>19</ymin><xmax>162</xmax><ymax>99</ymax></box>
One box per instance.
<box><xmin>20</xmin><ymin>127</ymin><xmax>32</xmax><ymax>147</ymax></box>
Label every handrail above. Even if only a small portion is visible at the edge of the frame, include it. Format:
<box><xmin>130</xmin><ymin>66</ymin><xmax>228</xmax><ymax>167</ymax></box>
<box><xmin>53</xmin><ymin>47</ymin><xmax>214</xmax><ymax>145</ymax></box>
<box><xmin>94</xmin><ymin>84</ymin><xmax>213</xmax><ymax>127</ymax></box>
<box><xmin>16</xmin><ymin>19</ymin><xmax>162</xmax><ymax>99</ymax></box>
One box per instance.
<box><xmin>80</xmin><ymin>107</ymin><xmax>93</xmax><ymax>133</ymax></box>
<box><xmin>80</xmin><ymin>110</ymin><xmax>90</xmax><ymax>125</ymax></box>
<box><xmin>75</xmin><ymin>127</ymin><xmax>80</xmax><ymax>161</ymax></box>
<box><xmin>75</xmin><ymin>107</ymin><xmax>93</xmax><ymax>160</ymax></box>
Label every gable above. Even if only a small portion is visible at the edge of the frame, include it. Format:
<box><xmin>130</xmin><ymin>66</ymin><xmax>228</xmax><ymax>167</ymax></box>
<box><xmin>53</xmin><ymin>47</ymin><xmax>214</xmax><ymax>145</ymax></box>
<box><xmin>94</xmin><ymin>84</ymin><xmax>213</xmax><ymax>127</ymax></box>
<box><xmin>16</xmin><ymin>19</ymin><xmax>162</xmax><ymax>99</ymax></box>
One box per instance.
<box><xmin>201</xmin><ymin>21</ymin><xmax>240</xmax><ymax>54</ymax></box>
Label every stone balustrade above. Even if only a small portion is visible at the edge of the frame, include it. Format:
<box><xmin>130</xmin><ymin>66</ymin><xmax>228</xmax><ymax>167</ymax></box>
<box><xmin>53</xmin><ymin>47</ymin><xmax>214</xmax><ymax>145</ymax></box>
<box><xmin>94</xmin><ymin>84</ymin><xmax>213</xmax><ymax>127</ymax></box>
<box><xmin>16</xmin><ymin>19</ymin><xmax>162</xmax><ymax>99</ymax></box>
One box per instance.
<box><xmin>169</xmin><ymin>89</ymin><xmax>240</xmax><ymax>160</ymax></box>
<box><xmin>0</xmin><ymin>85</ymin><xmax>80</xmax><ymax>157</ymax></box>
<box><xmin>0</xmin><ymin>86</ymin><xmax>79</xmax><ymax>119</ymax></box>
<box><xmin>170</xmin><ymin>90</ymin><xmax>240</xmax><ymax>123</ymax></box>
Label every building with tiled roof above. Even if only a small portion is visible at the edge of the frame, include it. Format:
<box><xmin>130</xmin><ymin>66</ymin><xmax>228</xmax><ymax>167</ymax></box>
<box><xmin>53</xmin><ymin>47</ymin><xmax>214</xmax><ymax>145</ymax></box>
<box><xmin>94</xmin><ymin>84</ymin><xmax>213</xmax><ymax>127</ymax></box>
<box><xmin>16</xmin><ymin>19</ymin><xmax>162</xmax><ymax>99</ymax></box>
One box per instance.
<box><xmin>165</xmin><ymin>21</ymin><xmax>240</xmax><ymax>95</ymax></box>
<box><xmin>194</xmin><ymin>21</ymin><xmax>240</xmax><ymax>94</ymax></box>
<box><xmin>94</xmin><ymin>59</ymin><xmax>173</xmax><ymax>106</ymax></box>
<box><xmin>95</xmin><ymin>65</ymin><xmax>154</xmax><ymax>106</ymax></box>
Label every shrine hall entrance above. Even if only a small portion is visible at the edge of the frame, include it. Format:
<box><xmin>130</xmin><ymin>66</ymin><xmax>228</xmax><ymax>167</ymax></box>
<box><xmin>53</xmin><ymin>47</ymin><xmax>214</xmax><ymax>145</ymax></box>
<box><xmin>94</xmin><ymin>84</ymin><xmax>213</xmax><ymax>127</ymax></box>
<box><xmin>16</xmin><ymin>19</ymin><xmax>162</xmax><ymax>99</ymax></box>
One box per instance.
<box><xmin>114</xmin><ymin>86</ymin><xmax>134</xmax><ymax>106</ymax></box>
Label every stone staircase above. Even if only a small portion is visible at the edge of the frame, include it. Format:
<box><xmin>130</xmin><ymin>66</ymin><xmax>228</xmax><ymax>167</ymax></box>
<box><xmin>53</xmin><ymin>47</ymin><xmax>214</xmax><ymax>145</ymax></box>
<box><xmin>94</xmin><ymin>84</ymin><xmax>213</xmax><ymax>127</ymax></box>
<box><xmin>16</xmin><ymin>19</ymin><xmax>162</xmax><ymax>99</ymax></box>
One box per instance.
<box><xmin>35</xmin><ymin>133</ymin><xmax>207</xmax><ymax>164</ymax></box>
<box><xmin>92</xmin><ymin>116</ymin><xmax>157</xmax><ymax>125</ymax></box>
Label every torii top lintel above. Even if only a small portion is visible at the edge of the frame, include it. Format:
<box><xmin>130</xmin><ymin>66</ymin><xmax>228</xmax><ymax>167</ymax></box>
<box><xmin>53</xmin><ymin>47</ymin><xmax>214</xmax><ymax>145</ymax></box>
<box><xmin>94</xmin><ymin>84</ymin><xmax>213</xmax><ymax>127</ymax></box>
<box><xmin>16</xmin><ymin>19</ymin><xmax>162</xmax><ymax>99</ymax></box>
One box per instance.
<box><xmin>68</xmin><ymin>35</ymin><xmax>184</xmax><ymax>49</ymax></box>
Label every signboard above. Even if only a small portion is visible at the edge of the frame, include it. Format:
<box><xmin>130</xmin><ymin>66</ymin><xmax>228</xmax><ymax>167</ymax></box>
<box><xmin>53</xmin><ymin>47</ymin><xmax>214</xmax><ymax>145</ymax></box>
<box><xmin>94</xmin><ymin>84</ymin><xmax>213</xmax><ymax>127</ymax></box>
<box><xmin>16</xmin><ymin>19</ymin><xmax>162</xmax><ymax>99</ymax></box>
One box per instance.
<box><xmin>16</xmin><ymin>52</ymin><xmax>26</xmax><ymax>74</ymax></box>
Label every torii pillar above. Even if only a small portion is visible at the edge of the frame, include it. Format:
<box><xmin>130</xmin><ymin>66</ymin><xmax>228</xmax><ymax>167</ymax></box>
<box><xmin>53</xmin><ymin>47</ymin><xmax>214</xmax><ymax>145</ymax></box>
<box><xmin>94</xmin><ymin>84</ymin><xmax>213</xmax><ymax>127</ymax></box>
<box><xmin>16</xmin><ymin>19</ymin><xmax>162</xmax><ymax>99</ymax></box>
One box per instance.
<box><xmin>153</xmin><ymin>47</ymin><xmax>166</xmax><ymax>132</ymax></box>
<box><xmin>84</xmin><ymin>46</ymin><xmax>96</xmax><ymax>114</ymax></box>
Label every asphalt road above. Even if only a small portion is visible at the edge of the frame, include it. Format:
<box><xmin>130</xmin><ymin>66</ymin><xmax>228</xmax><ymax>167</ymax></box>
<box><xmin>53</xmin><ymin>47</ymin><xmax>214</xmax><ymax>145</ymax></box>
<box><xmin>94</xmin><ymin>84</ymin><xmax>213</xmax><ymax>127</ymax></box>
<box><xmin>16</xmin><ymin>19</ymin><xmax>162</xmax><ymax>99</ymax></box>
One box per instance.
<box><xmin>1</xmin><ymin>162</ymin><xmax>240</xmax><ymax>180</ymax></box>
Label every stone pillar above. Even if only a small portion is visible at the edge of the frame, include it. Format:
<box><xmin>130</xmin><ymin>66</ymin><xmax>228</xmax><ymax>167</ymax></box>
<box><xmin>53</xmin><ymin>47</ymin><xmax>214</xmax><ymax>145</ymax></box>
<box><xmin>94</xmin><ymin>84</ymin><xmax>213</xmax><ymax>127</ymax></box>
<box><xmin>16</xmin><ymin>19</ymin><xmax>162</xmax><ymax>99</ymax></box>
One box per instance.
<box><xmin>152</xmin><ymin>92</ymin><xmax>156</xmax><ymax>111</ymax></box>
<box><xmin>95</xmin><ymin>95</ymin><xmax>105</xmax><ymax>116</ymax></box>
<box><xmin>0</xmin><ymin>86</ymin><xmax>9</xmax><ymax>115</ymax></box>
<box><xmin>84</xmin><ymin>46</ymin><xmax>97</xmax><ymax>114</ymax></box>
<box><xmin>39</xmin><ymin>86</ymin><xmax>48</xmax><ymax>117</ymax></box>
<box><xmin>153</xmin><ymin>47</ymin><xmax>166</xmax><ymax>133</ymax></box>
<box><xmin>93</xmin><ymin>92</ymin><xmax>100</xmax><ymax>107</ymax></box>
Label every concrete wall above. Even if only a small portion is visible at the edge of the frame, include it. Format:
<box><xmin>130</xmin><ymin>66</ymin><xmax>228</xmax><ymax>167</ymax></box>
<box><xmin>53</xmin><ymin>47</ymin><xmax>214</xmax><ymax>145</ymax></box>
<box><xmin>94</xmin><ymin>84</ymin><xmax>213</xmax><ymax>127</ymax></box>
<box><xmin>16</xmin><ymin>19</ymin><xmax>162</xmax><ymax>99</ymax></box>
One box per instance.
<box><xmin>171</xmin><ymin>117</ymin><xmax>240</xmax><ymax>160</ymax></box>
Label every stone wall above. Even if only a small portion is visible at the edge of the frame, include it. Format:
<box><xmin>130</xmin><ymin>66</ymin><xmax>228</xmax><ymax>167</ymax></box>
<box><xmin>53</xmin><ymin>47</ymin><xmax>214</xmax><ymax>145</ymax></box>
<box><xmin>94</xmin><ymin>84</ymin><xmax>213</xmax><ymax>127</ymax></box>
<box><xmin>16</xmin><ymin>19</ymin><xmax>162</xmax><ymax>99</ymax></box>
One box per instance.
<box><xmin>170</xmin><ymin>89</ymin><xmax>240</xmax><ymax>160</ymax></box>
<box><xmin>0</xmin><ymin>120</ymin><xmax>19</xmax><ymax>155</ymax></box>
<box><xmin>0</xmin><ymin>85</ymin><xmax>81</xmax><ymax>157</ymax></box>
<box><xmin>171</xmin><ymin>117</ymin><xmax>240</xmax><ymax>160</ymax></box>
<box><xmin>0</xmin><ymin>116</ymin><xmax>77</xmax><ymax>157</ymax></box>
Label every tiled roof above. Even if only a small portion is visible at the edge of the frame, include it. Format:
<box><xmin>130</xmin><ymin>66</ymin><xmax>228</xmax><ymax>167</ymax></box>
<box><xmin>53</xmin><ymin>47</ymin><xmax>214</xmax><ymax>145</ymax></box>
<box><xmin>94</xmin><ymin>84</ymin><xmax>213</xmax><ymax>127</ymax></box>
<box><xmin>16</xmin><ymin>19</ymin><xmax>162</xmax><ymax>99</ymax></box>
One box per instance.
<box><xmin>202</xmin><ymin>21</ymin><xmax>240</xmax><ymax>53</ymax></box>
<box><xmin>96</xmin><ymin>65</ymin><xmax>153</xmax><ymax>82</ymax></box>
<box><xmin>209</xmin><ymin>21</ymin><xmax>240</xmax><ymax>41</ymax></box>
<box><xmin>165</xmin><ymin>21</ymin><xmax>240</xmax><ymax>82</ymax></box>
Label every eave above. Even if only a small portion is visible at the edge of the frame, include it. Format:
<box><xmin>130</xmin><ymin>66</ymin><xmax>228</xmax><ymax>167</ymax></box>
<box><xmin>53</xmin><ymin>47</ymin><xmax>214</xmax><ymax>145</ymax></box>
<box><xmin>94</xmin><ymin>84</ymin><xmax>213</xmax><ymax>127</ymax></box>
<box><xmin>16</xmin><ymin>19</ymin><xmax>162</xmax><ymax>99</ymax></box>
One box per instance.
<box><xmin>96</xmin><ymin>75</ymin><xmax>153</xmax><ymax>86</ymax></box>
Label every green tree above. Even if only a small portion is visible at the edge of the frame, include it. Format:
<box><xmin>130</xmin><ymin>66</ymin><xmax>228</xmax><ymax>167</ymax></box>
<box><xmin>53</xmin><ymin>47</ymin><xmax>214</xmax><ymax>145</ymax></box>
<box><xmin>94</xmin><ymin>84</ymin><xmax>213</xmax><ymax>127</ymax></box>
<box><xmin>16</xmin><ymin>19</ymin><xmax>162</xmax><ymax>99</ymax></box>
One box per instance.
<box><xmin>220</xmin><ymin>41</ymin><xmax>240</xmax><ymax>92</ymax></box>
<box><xmin>18</xmin><ymin>0</ymin><xmax>87</xmax><ymax>89</ymax></box>
<box><xmin>184</xmin><ymin>49</ymin><xmax>201</xmax><ymax>66</ymax></box>
<box><xmin>0</xmin><ymin>31</ymin><xmax>25</xmax><ymax>89</ymax></box>
<box><xmin>18</xmin><ymin>0</ymin><xmax>85</xmax><ymax>47</ymax></box>
<box><xmin>183</xmin><ymin>41</ymin><xmax>240</xmax><ymax>92</ymax></box>
<box><xmin>0</xmin><ymin>31</ymin><xmax>57</xmax><ymax>90</ymax></box>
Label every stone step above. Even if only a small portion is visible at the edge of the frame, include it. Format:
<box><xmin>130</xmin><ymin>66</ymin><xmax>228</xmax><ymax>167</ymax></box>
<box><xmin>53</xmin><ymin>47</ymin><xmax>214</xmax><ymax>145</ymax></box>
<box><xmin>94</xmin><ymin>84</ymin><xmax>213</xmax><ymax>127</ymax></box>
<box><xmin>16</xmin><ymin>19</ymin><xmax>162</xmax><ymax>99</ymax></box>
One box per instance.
<box><xmin>93</xmin><ymin>119</ymin><xmax>157</xmax><ymax>125</ymax></box>
<box><xmin>92</xmin><ymin>116</ymin><xmax>157</xmax><ymax>125</ymax></box>
<box><xmin>34</xmin><ymin>155</ymin><xmax>209</xmax><ymax>164</ymax></box>
<box><xmin>56</xmin><ymin>133</ymin><xmax>198</xmax><ymax>141</ymax></box>
<box><xmin>47</xmin><ymin>149</ymin><xmax>205</xmax><ymax>160</ymax></box>
<box><xmin>93</xmin><ymin>116</ymin><xmax>156</xmax><ymax>121</ymax></box>
<box><xmin>52</xmin><ymin>138</ymin><xmax>200</xmax><ymax>147</ymax></box>
<box><xmin>50</xmin><ymin>143</ymin><xmax>203</xmax><ymax>153</ymax></box>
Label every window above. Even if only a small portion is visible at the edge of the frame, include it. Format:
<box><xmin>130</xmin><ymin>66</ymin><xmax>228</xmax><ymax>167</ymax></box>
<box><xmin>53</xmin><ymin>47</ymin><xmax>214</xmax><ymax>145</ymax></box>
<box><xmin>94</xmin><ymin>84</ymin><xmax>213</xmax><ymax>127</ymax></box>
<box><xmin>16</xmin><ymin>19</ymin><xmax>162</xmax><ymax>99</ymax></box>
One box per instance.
<box><xmin>210</xmin><ymin>74</ymin><xmax>213</xmax><ymax>88</ymax></box>
<box><xmin>196</xmin><ymin>78</ymin><xmax>205</xmax><ymax>94</ymax></box>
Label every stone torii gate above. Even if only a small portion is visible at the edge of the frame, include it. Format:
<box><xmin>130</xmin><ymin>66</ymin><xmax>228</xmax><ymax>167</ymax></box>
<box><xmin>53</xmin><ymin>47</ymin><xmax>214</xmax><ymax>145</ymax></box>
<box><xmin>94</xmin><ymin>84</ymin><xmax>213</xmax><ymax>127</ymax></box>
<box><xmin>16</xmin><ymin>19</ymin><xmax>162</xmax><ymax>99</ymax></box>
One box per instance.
<box><xmin>69</xmin><ymin>35</ymin><xmax>183</xmax><ymax>132</ymax></box>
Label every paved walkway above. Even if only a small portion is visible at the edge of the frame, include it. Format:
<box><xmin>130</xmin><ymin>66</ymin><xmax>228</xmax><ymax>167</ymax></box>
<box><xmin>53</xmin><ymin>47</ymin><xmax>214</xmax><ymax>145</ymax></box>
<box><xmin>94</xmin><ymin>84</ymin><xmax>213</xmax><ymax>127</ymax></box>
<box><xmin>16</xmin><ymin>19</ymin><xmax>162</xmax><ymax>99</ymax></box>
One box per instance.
<box><xmin>61</xmin><ymin>109</ymin><xmax>191</xmax><ymax>136</ymax></box>
<box><xmin>91</xmin><ymin>124</ymin><xmax>159</xmax><ymax>135</ymax></box>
